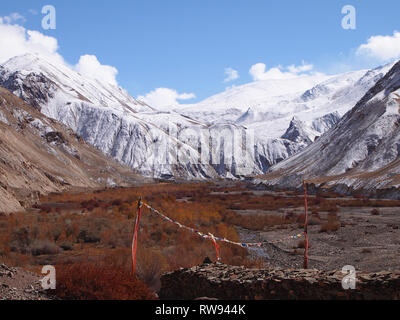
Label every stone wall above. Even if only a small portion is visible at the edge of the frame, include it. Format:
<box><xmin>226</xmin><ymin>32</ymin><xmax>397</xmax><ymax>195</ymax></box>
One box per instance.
<box><xmin>159</xmin><ymin>263</ymin><xmax>400</xmax><ymax>300</ymax></box>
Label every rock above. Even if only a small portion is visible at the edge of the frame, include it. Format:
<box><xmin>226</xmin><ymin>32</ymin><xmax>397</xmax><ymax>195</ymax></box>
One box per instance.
<box><xmin>203</xmin><ymin>257</ymin><xmax>212</xmax><ymax>265</ymax></box>
<box><xmin>159</xmin><ymin>263</ymin><xmax>400</xmax><ymax>300</ymax></box>
<box><xmin>0</xmin><ymin>263</ymin><xmax>53</xmax><ymax>300</ymax></box>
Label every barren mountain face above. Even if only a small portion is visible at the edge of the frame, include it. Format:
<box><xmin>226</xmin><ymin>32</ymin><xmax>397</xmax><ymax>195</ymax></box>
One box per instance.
<box><xmin>0</xmin><ymin>87</ymin><xmax>144</xmax><ymax>213</ymax></box>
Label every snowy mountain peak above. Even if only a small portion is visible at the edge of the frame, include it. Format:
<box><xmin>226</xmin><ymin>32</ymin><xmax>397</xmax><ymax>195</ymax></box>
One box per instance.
<box><xmin>0</xmin><ymin>53</ymin><xmax>397</xmax><ymax>181</ymax></box>
<box><xmin>1</xmin><ymin>54</ymin><xmax>155</xmax><ymax>114</ymax></box>
<box><xmin>355</xmin><ymin>61</ymin><xmax>400</xmax><ymax>109</ymax></box>
<box><xmin>2</xmin><ymin>52</ymin><xmax>50</xmax><ymax>73</ymax></box>
<box><xmin>262</xmin><ymin>60</ymin><xmax>400</xmax><ymax>191</ymax></box>
<box><xmin>0</xmin><ymin>54</ymin><xmax>240</xmax><ymax>179</ymax></box>
<box><xmin>236</xmin><ymin>107</ymin><xmax>257</xmax><ymax>124</ymax></box>
<box><xmin>281</xmin><ymin>117</ymin><xmax>314</xmax><ymax>146</ymax></box>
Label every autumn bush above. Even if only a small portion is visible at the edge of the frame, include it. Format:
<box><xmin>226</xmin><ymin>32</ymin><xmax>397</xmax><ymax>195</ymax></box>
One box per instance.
<box><xmin>55</xmin><ymin>262</ymin><xmax>157</xmax><ymax>300</ymax></box>
<box><xmin>30</xmin><ymin>239</ymin><xmax>62</xmax><ymax>256</ymax></box>
<box><xmin>319</xmin><ymin>202</ymin><xmax>339</xmax><ymax>213</ymax></box>
<box><xmin>296</xmin><ymin>240</ymin><xmax>312</xmax><ymax>249</ymax></box>
<box><xmin>320</xmin><ymin>213</ymin><xmax>341</xmax><ymax>233</ymax></box>
<box><xmin>308</xmin><ymin>215</ymin><xmax>322</xmax><ymax>226</ymax></box>
<box><xmin>3</xmin><ymin>181</ymin><xmax>398</xmax><ymax>299</ymax></box>
<box><xmin>136</xmin><ymin>248</ymin><xmax>167</xmax><ymax>291</ymax></box>
<box><xmin>1</xmin><ymin>183</ymin><xmax>260</xmax><ymax>293</ymax></box>
<box><xmin>224</xmin><ymin>211</ymin><xmax>293</xmax><ymax>231</ymax></box>
<box><xmin>371</xmin><ymin>209</ymin><xmax>380</xmax><ymax>216</ymax></box>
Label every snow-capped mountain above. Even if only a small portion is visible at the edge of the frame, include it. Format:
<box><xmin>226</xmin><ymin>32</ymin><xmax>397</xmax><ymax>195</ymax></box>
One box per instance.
<box><xmin>258</xmin><ymin>60</ymin><xmax>400</xmax><ymax>191</ymax></box>
<box><xmin>0</xmin><ymin>53</ymin><xmax>393</xmax><ymax>180</ymax></box>
<box><xmin>0</xmin><ymin>53</ymin><xmax>155</xmax><ymax>114</ymax></box>
<box><xmin>0</xmin><ymin>86</ymin><xmax>144</xmax><ymax>213</ymax></box>
<box><xmin>175</xmin><ymin>64</ymin><xmax>392</xmax><ymax>176</ymax></box>
<box><xmin>179</xmin><ymin>64</ymin><xmax>392</xmax><ymax>140</ymax></box>
<box><xmin>0</xmin><ymin>54</ymin><xmax>247</xmax><ymax>179</ymax></box>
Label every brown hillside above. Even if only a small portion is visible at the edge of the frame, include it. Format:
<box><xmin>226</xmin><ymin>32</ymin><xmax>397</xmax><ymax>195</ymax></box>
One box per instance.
<box><xmin>0</xmin><ymin>87</ymin><xmax>148</xmax><ymax>213</ymax></box>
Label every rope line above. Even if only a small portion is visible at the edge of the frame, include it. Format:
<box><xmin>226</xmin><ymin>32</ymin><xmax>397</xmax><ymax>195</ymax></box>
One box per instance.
<box><xmin>143</xmin><ymin>203</ymin><xmax>303</xmax><ymax>249</ymax></box>
<box><xmin>132</xmin><ymin>184</ymin><xmax>310</xmax><ymax>270</ymax></box>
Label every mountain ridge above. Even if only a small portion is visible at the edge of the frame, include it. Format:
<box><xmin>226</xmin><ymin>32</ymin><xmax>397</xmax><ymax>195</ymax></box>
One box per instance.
<box><xmin>0</xmin><ymin>53</ymin><xmax>394</xmax><ymax>180</ymax></box>
<box><xmin>257</xmin><ymin>60</ymin><xmax>400</xmax><ymax>191</ymax></box>
<box><xmin>0</xmin><ymin>86</ymin><xmax>145</xmax><ymax>213</ymax></box>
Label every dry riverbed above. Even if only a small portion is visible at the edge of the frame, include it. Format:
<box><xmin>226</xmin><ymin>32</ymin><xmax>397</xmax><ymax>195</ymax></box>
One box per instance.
<box><xmin>236</xmin><ymin>201</ymin><xmax>400</xmax><ymax>272</ymax></box>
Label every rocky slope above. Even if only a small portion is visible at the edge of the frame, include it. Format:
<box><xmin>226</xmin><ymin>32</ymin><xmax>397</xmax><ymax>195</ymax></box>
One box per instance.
<box><xmin>0</xmin><ymin>87</ymin><xmax>144</xmax><ymax>213</ymax></box>
<box><xmin>281</xmin><ymin>113</ymin><xmax>340</xmax><ymax>147</ymax></box>
<box><xmin>0</xmin><ymin>263</ymin><xmax>52</xmax><ymax>300</ymax></box>
<box><xmin>258</xmin><ymin>60</ymin><xmax>400</xmax><ymax>191</ymax></box>
<box><xmin>0</xmin><ymin>54</ymin><xmax>391</xmax><ymax>179</ymax></box>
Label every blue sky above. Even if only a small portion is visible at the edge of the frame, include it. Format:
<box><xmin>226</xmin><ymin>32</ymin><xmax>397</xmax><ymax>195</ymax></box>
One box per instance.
<box><xmin>1</xmin><ymin>0</ymin><xmax>400</xmax><ymax>105</ymax></box>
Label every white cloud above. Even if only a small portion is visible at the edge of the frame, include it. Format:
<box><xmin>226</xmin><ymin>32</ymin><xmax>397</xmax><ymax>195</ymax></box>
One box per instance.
<box><xmin>249</xmin><ymin>64</ymin><xmax>285</xmax><ymax>81</ymax></box>
<box><xmin>176</xmin><ymin>92</ymin><xmax>196</xmax><ymax>100</ymax></box>
<box><xmin>287</xmin><ymin>62</ymin><xmax>314</xmax><ymax>74</ymax></box>
<box><xmin>356</xmin><ymin>31</ymin><xmax>400</xmax><ymax>62</ymax></box>
<box><xmin>76</xmin><ymin>55</ymin><xmax>118</xmax><ymax>87</ymax></box>
<box><xmin>1</xmin><ymin>12</ymin><xmax>26</xmax><ymax>24</ymax></box>
<box><xmin>27</xmin><ymin>30</ymin><xmax>59</xmax><ymax>54</ymax></box>
<box><xmin>29</xmin><ymin>9</ymin><xmax>38</xmax><ymax>15</ymax></box>
<box><xmin>138</xmin><ymin>88</ymin><xmax>196</xmax><ymax>110</ymax></box>
<box><xmin>223</xmin><ymin>67</ymin><xmax>239</xmax><ymax>83</ymax></box>
<box><xmin>249</xmin><ymin>62</ymin><xmax>314</xmax><ymax>81</ymax></box>
<box><xmin>0</xmin><ymin>20</ymin><xmax>64</xmax><ymax>65</ymax></box>
<box><xmin>0</xmin><ymin>19</ymin><xmax>121</xmax><ymax>87</ymax></box>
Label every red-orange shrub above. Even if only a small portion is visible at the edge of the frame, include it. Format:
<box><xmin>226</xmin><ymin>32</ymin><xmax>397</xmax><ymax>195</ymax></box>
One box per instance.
<box><xmin>55</xmin><ymin>262</ymin><xmax>157</xmax><ymax>300</ymax></box>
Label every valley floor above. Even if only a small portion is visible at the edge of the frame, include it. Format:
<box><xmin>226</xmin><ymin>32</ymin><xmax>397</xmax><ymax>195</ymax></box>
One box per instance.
<box><xmin>1</xmin><ymin>181</ymin><xmax>400</xmax><ymax>299</ymax></box>
<box><xmin>237</xmin><ymin>198</ymin><xmax>400</xmax><ymax>272</ymax></box>
<box><xmin>206</xmin><ymin>185</ymin><xmax>400</xmax><ymax>272</ymax></box>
